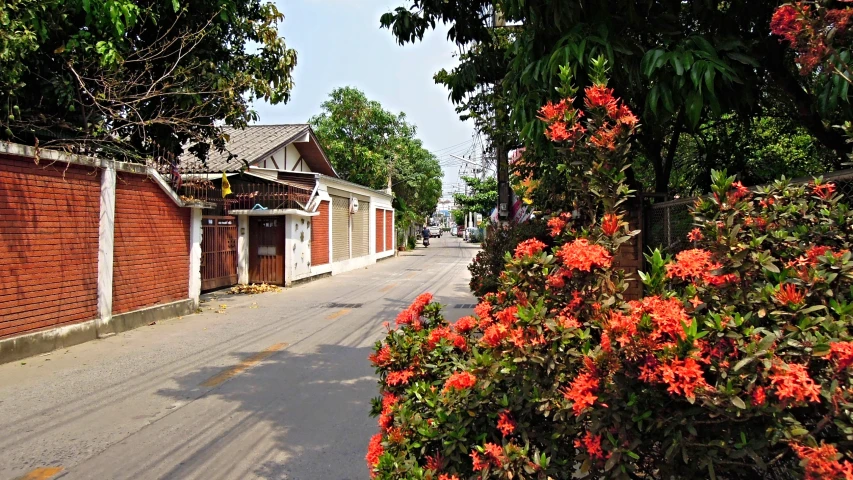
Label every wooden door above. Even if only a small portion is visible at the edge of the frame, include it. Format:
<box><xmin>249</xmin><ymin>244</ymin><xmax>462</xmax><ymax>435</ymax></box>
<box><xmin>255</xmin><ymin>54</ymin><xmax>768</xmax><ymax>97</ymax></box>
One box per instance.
<box><xmin>249</xmin><ymin>217</ymin><xmax>285</xmax><ymax>285</ymax></box>
<box><xmin>200</xmin><ymin>216</ymin><xmax>238</xmax><ymax>290</ymax></box>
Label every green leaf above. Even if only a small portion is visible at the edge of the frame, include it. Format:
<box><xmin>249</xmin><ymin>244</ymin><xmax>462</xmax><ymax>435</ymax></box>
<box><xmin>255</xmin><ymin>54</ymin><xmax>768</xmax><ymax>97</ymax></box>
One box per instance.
<box><xmin>685</xmin><ymin>91</ymin><xmax>703</xmax><ymax>129</ymax></box>
<box><xmin>731</xmin><ymin>396</ymin><xmax>746</xmax><ymax>409</ymax></box>
<box><xmin>172</xmin><ymin>0</ymin><xmax>180</xmax><ymax>12</ymax></box>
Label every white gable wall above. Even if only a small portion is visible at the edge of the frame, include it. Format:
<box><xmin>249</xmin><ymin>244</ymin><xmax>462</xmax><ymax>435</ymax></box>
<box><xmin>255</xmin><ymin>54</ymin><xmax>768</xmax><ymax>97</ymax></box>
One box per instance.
<box><xmin>256</xmin><ymin>144</ymin><xmax>313</xmax><ymax>173</ymax></box>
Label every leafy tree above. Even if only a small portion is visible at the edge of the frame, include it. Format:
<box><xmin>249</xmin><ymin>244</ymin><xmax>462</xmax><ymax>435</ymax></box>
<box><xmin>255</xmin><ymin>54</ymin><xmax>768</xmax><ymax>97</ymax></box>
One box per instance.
<box><xmin>453</xmin><ymin>175</ymin><xmax>498</xmax><ymax>216</ymax></box>
<box><xmin>381</xmin><ymin>1</ymin><xmax>851</xmax><ymax>194</ymax></box>
<box><xmin>310</xmin><ymin>86</ymin><xmax>443</xmax><ymax>230</ymax></box>
<box><xmin>0</xmin><ymin>0</ymin><xmax>297</xmax><ymax>161</ymax></box>
<box><xmin>310</xmin><ymin>87</ymin><xmax>412</xmax><ymax>190</ymax></box>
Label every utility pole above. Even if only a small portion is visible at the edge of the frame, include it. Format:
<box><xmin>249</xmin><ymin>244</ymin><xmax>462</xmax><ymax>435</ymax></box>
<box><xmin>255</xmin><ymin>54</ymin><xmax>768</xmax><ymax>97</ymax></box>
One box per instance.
<box><xmin>493</xmin><ymin>9</ymin><xmax>510</xmax><ymax>225</ymax></box>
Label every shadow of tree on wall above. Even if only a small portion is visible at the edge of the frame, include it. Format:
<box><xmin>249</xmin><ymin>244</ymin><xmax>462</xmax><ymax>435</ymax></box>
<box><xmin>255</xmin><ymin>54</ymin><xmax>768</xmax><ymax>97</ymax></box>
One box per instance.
<box><xmin>154</xmin><ymin>344</ymin><xmax>378</xmax><ymax>480</ymax></box>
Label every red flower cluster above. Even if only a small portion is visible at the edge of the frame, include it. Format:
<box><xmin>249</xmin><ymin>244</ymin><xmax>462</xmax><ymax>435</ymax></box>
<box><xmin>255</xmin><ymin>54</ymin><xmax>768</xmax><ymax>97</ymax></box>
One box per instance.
<box><xmin>369</xmin><ymin>345</ymin><xmax>392</xmax><ymax>367</ymax></box>
<box><xmin>608</xmin><ymin>296</ymin><xmax>691</xmax><ymax>350</ymax></box>
<box><xmin>546</xmin><ymin>119</ymin><xmax>586</xmax><ymax>143</ymax></box>
<box><xmin>386</xmin><ymin>367</ymin><xmax>415</xmax><ymax>386</ymax></box>
<box><xmin>548</xmin><ymin>214</ymin><xmax>569</xmax><ymax>237</ymax></box>
<box><xmin>438</xmin><ymin>475</ymin><xmax>460</xmax><ymax>480</ymax></box>
<box><xmin>557</xmin><ymin>238</ymin><xmax>613</xmax><ymax>272</ymax></box>
<box><xmin>771</xmin><ymin>4</ymin><xmax>806</xmax><ymax>45</ymax></box>
<box><xmin>495</xmin><ymin>305</ymin><xmax>519</xmax><ymax>326</ymax></box>
<box><xmin>453</xmin><ymin>315</ymin><xmax>478</xmax><ymax>333</ymax></box>
<box><xmin>574</xmin><ymin>431</ymin><xmax>606</xmax><ymax>460</ymax></box>
<box><xmin>584</xmin><ymin>85</ymin><xmax>619</xmax><ymax>117</ymax></box>
<box><xmin>813</xmin><ymin>182</ymin><xmax>837</xmax><ymax>200</ymax></box>
<box><xmin>791</xmin><ymin>442</ymin><xmax>853</xmax><ymax>480</ymax></box>
<box><xmin>396</xmin><ymin>293</ymin><xmax>434</xmax><ymax>328</ymax></box>
<box><xmin>601</xmin><ymin>213</ymin><xmax>620</xmax><ymax>236</ymax></box>
<box><xmin>366</xmin><ymin>433</ymin><xmax>384</xmax><ymax>471</ymax></box>
<box><xmin>537</xmin><ymin>98</ymin><xmax>571</xmax><ymax>123</ymax></box>
<box><xmin>427</xmin><ymin>326</ymin><xmax>466</xmax><ymax>351</ymax></box>
<box><xmin>666</xmin><ymin>248</ymin><xmax>736</xmax><ymax>286</ymax></box>
<box><xmin>769</xmin><ymin>360</ymin><xmax>822</xmax><ymax>404</ymax></box>
<box><xmin>775</xmin><ymin>283</ymin><xmax>805</xmax><ymax>306</ymax></box>
<box><xmin>443</xmin><ymin>371</ymin><xmax>477</xmax><ymax>392</ymax></box>
<box><xmin>562</xmin><ymin>370</ymin><xmax>599</xmax><ymax>416</ymax></box>
<box><xmin>514</xmin><ymin>238</ymin><xmax>547</xmax><ymax>259</ymax></box>
<box><xmin>752</xmin><ymin>386</ymin><xmax>767</xmax><ymax>406</ymax></box>
<box><xmin>497</xmin><ymin>410</ymin><xmax>516</xmax><ymax>437</ymax></box>
<box><xmin>687</xmin><ymin>228</ymin><xmax>703</xmax><ymax>242</ymax></box>
<box><xmin>481</xmin><ymin>323</ymin><xmax>509</xmax><ymax>347</ymax></box>
<box><xmin>830</xmin><ymin>341</ymin><xmax>853</xmax><ymax>371</ymax></box>
<box><xmin>474</xmin><ymin>301</ymin><xmax>493</xmax><ymax>320</ymax></box>
<box><xmin>658</xmin><ymin>358</ymin><xmax>712</xmax><ymax>402</ymax></box>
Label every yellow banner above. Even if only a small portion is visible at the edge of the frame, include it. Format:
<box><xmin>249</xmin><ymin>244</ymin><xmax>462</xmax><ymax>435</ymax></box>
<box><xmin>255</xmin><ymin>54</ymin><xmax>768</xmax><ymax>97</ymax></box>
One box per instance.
<box><xmin>221</xmin><ymin>172</ymin><xmax>232</xmax><ymax>198</ymax></box>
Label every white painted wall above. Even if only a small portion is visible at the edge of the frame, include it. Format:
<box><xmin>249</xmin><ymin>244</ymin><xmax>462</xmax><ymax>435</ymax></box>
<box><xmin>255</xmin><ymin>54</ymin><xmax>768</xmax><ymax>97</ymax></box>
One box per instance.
<box><xmin>286</xmin><ymin>215</ymin><xmax>312</xmax><ymax>283</ymax></box>
<box><xmin>257</xmin><ymin>144</ymin><xmax>313</xmax><ymax>173</ymax></box>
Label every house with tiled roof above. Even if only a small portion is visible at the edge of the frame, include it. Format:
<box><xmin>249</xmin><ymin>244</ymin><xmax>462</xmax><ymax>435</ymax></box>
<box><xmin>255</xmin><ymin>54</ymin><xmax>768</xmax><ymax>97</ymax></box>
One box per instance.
<box><xmin>178</xmin><ymin>124</ymin><xmax>395</xmax><ymax>289</ymax></box>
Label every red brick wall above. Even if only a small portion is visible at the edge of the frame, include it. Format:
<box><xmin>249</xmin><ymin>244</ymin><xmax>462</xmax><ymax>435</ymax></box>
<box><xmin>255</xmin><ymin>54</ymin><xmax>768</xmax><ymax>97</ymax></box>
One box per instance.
<box><xmin>375</xmin><ymin>209</ymin><xmax>385</xmax><ymax>252</ymax></box>
<box><xmin>385</xmin><ymin>210</ymin><xmax>393</xmax><ymax>251</ymax></box>
<box><xmin>311</xmin><ymin>200</ymin><xmax>330</xmax><ymax>266</ymax></box>
<box><xmin>0</xmin><ymin>154</ymin><xmax>100</xmax><ymax>338</ymax></box>
<box><xmin>113</xmin><ymin>174</ymin><xmax>190</xmax><ymax>314</ymax></box>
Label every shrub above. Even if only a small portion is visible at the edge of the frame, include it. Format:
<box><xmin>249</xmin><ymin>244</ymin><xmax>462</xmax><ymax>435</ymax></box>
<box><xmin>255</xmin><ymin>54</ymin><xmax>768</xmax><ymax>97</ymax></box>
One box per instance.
<box><xmin>468</xmin><ymin>219</ymin><xmax>550</xmax><ymax>297</ymax></box>
<box><xmin>366</xmin><ymin>58</ymin><xmax>853</xmax><ymax>480</ymax></box>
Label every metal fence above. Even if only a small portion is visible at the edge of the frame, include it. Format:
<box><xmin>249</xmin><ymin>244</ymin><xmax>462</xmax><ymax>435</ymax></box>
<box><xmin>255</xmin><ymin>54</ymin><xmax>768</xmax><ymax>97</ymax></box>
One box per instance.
<box><xmin>643</xmin><ymin>169</ymin><xmax>853</xmax><ymax>256</ymax></box>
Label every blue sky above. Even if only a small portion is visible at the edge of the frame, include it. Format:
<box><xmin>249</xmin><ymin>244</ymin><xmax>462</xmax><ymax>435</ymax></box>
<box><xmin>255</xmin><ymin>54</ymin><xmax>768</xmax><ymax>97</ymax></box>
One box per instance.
<box><xmin>251</xmin><ymin>0</ymin><xmax>481</xmax><ymax>198</ymax></box>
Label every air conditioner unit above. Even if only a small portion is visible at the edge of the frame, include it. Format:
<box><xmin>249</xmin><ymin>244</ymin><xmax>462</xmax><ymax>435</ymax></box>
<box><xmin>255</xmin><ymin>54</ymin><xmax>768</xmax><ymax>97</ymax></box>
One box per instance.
<box><xmin>350</xmin><ymin>197</ymin><xmax>359</xmax><ymax>214</ymax></box>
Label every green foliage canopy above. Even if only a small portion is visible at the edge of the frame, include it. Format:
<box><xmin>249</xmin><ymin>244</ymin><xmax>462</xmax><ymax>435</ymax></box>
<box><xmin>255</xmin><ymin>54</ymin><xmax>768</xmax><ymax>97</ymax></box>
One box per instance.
<box><xmin>0</xmin><ymin>0</ymin><xmax>297</xmax><ymax>161</ymax></box>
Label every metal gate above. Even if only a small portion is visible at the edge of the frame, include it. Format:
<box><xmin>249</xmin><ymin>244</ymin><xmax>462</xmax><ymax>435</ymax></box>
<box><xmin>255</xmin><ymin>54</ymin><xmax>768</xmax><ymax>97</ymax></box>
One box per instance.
<box><xmin>249</xmin><ymin>217</ymin><xmax>285</xmax><ymax>285</ymax></box>
<box><xmin>201</xmin><ymin>216</ymin><xmax>238</xmax><ymax>291</ymax></box>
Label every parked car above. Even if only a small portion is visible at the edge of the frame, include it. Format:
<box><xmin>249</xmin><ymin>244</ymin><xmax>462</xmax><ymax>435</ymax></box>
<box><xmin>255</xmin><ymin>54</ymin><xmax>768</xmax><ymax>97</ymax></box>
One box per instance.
<box><xmin>466</xmin><ymin>227</ymin><xmax>482</xmax><ymax>243</ymax></box>
<box><xmin>429</xmin><ymin>226</ymin><xmax>442</xmax><ymax>238</ymax></box>
<box><xmin>456</xmin><ymin>225</ymin><xmax>465</xmax><ymax>237</ymax></box>
<box><xmin>449</xmin><ymin>224</ymin><xmax>457</xmax><ymax>236</ymax></box>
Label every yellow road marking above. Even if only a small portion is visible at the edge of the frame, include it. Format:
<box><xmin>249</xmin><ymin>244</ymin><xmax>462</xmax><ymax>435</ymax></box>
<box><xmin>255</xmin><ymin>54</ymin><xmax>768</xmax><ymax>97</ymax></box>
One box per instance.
<box><xmin>201</xmin><ymin>343</ymin><xmax>287</xmax><ymax>388</ymax></box>
<box><xmin>15</xmin><ymin>467</ymin><xmax>63</xmax><ymax>480</ymax></box>
<box><xmin>380</xmin><ymin>283</ymin><xmax>397</xmax><ymax>293</ymax></box>
<box><xmin>326</xmin><ymin>308</ymin><xmax>351</xmax><ymax>321</ymax></box>
<box><xmin>405</xmin><ymin>272</ymin><xmax>417</xmax><ymax>279</ymax></box>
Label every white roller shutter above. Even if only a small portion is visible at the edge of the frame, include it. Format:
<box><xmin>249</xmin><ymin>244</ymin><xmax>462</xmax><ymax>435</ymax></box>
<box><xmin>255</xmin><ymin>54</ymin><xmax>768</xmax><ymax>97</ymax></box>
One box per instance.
<box><xmin>352</xmin><ymin>201</ymin><xmax>369</xmax><ymax>258</ymax></box>
<box><xmin>331</xmin><ymin>195</ymin><xmax>350</xmax><ymax>262</ymax></box>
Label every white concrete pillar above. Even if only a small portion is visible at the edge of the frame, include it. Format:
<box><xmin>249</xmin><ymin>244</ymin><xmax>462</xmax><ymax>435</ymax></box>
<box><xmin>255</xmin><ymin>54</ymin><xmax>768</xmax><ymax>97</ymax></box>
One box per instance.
<box><xmin>237</xmin><ymin>214</ymin><xmax>249</xmax><ymax>284</ymax></box>
<box><xmin>188</xmin><ymin>208</ymin><xmax>203</xmax><ymax>308</ymax></box>
<box><xmin>97</xmin><ymin>161</ymin><xmax>116</xmax><ymax>333</ymax></box>
<box><xmin>284</xmin><ymin>215</ymin><xmax>293</xmax><ymax>286</ymax></box>
<box><xmin>369</xmin><ymin>202</ymin><xmax>376</xmax><ymax>256</ymax></box>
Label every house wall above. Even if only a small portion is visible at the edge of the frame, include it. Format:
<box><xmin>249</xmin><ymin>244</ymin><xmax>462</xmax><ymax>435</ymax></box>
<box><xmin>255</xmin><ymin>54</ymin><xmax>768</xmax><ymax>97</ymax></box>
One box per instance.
<box><xmin>287</xmin><ymin>215</ymin><xmax>312</xmax><ymax>281</ymax></box>
<box><xmin>0</xmin><ymin>154</ymin><xmax>100</xmax><ymax>338</ymax></box>
<box><xmin>112</xmin><ymin>174</ymin><xmax>191</xmax><ymax>314</ymax></box>
<box><xmin>258</xmin><ymin>144</ymin><xmax>313</xmax><ymax>174</ymax></box>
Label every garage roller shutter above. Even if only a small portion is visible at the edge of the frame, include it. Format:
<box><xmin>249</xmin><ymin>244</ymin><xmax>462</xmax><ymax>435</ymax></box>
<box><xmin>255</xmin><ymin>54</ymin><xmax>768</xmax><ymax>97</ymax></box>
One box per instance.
<box><xmin>352</xmin><ymin>201</ymin><xmax>370</xmax><ymax>258</ymax></box>
<box><xmin>331</xmin><ymin>195</ymin><xmax>350</xmax><ymax>262</ymax></box>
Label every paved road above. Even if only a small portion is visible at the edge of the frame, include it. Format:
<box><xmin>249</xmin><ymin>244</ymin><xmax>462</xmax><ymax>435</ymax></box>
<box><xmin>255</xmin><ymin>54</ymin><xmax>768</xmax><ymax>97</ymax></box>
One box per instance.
<box><xmin>0</xmin><ymin>235</ymin><xmax>478</xmax><ymax>480</ymax></box>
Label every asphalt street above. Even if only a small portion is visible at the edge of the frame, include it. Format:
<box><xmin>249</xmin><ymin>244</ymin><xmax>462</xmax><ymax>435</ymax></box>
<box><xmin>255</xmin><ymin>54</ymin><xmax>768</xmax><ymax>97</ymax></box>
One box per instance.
<box><xmin>0</xmin><ymin>235</ymin><xmax>479</xmax><ymax>480</ymax></box>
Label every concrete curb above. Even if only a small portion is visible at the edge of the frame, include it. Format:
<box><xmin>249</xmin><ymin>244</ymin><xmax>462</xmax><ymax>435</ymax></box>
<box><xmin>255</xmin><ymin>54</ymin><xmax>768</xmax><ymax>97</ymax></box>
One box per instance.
<box><xmin>0</xmin><ymin>299</ymin><xmax>195</xmax><ymax>365</ymax></box>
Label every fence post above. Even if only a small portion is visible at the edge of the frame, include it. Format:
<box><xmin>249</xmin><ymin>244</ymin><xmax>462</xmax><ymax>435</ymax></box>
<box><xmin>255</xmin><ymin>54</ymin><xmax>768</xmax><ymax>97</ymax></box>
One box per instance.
<box><xmin>188</xmin><ymin>208</ymin><xmax>203</xmax><ymax>309</ymax></box>
<box><xmin>665</xmin><ymin>205</ymin><xmax>671</xmax><ymax>249</ymax></box>
<box><xmin>96</xmin><ymin>160</ymin><xmax>116</xmax><ymax>337</ymax></box>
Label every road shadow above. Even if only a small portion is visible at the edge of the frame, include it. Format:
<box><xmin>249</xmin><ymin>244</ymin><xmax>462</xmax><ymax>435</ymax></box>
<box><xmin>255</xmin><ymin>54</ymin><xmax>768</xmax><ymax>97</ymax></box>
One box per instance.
<box><xmin>155</xmin><ymin>344</ymin><xmax>377</xmax><ymax>480</ymax></box>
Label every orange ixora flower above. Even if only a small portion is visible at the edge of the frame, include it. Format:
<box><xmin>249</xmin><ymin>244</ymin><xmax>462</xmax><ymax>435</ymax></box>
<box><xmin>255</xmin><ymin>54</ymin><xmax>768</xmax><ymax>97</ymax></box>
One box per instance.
<box><xmin>366</xmin><ymin>433</ymin><xmax>384</xmax><ymax>470</ymax></box>
<box><xmin>769</xmin><ymin>360</ymin><xmax>821</xmax><ymax>404</ymax></box>
<box><xmin>601</xmin><ymin>213</ymin><xmax>620</xmax><ymax>236</ymax></box>
<box><xmin>453</xmin><ymin>315</ymin><xmax>478</xmax><ymax>333</ymax></box>
<box><xmin>368</xmin><ymin>345</ymin><xmax>392</xmax><ymax>367</ymax></box>
<box><xmin>443</xmin><ymin>371</ymin><xmax>477</xmax><ymax>392</ymax></box>
<box><xmin>659</xmin><ymin>357</ymin><xmax>712</xmax><ymax>402</ymax></box>
<box><xmin>562</xmin><ymin>369</ymin><xmax>599</xmax><ymax>416</ymax></box>
<box><xmin>557</xmin><ymin>238</ymin><xmax>613</xmax><ymax>272</ymax></box>
<box><xmin>812</xmin><ymin>181</ymin><xmax>836</xmax><ymax>200</ymax></box>
<box><xmin>514</xmin><ymin>238</ymin><xmax>547</xmax><ymax>258</ymax></box>
<box><xmin>537</xmin><ymin>98</ymin><xmax>572</xmax><ymax>123</ymax></box>
<box><xmin>830</xmin><ymin>341</ymin><xmax>853</xmax><ymax>371</ymax></box>
<box><xmin>547</xmin><ymin>216</ymin><xmax>568</xmax><ymax>237</ymax></box>
<box><xmin>775</xmin><ymin>283</ymin><xmax>805</xmax><ymax>306</ymax></box>
<box><xmin>687</xmin><ymin>228</ymin><xmax>703</xmax><ymax>242</ymax></box>
<box><xmin>386</xmin><ymin>367</ymin><xmax>415</xmax><ymax>386</ymax></box>
<box><xmin>496</xmin><ymin>410</ymin><xmax>517</xmax><ymax>437</ymax></box>
<box><xmin>574</xmin><ymin>431</ymin><xmax>606</xmax><ymax>460</ymax></box>
<box><xmin>791</xmin><ymin>442</ymin><xmax>853</xmax><ymax>480</ymax></box>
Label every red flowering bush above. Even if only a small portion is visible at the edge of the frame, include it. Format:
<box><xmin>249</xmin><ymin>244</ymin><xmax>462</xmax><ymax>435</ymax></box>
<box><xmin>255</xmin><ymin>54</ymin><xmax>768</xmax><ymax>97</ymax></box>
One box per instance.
<box><xmin>367</xmin><ymin>59</ymin><xmax>853</xmax><ymax>480</ymax></box>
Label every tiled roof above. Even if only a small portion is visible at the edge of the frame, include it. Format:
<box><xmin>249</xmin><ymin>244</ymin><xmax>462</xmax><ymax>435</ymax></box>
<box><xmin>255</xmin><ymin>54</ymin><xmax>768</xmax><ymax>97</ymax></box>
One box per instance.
<box><xmin>181</xmin><ymin>124</ymin><xmax>310</xmax><ymax>172</ymax></box>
